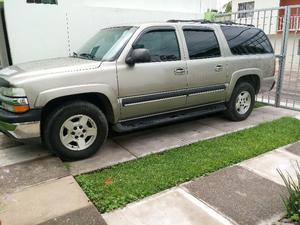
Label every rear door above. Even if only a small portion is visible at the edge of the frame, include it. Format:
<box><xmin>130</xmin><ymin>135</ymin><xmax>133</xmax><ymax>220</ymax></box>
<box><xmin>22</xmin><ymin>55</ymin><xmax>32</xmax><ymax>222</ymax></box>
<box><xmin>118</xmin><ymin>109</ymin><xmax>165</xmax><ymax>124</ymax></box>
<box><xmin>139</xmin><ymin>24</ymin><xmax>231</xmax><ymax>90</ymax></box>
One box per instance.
<box><xmin>182</xmin><ymin>26</ymin><xmax>227</xmax><ymax>107</ymax></box>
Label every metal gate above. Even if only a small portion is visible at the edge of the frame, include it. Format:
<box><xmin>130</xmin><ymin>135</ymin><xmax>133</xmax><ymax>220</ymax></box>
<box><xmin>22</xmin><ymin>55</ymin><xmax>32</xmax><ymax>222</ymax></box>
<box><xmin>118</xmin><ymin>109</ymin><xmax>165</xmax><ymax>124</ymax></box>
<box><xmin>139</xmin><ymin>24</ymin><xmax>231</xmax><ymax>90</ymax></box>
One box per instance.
<box><xmin>216</xmin><ymin>5</ymin><xmax>300</xmax><ymax>111</ymax></box>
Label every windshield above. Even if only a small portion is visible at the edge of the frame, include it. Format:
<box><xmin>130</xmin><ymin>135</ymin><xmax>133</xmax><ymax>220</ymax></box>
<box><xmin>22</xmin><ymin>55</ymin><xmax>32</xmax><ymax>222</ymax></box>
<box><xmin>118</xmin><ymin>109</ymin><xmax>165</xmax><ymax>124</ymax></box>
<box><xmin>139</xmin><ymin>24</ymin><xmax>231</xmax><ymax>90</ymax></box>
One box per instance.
<box><xmin>76</xmin><ymin>26</ymin><xmax>137</xmax><ymax>61</ymax></box>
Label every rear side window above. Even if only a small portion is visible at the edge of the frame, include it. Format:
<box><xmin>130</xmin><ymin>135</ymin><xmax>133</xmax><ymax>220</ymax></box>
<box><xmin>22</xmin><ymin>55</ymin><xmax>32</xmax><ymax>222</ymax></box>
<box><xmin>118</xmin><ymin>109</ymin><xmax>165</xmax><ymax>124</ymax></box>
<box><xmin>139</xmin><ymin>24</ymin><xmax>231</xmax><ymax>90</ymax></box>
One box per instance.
<box><xmin>134</xmin><ymin>30</ymin><xmax>180</xmax><ymax>62</ymax></box>
<box><xmin>221</xmin><ymin>26</ymin><xmax>273</xmax><ymax>55</ymax></box>
<box><xmin>183</xmin><ymin>29</ymin><xmax>221</xmax><ymax>59</ymax></box>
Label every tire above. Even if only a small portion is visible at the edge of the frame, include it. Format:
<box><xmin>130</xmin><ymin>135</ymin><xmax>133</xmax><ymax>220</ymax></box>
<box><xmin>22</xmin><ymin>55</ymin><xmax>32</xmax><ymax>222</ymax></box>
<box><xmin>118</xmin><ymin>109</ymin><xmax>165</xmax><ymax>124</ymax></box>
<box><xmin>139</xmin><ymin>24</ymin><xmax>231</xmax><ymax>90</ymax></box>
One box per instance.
<box><xmin>43</xmin><ymin>101</ymin><xmax>108</xmax><ymax>161</ymax></box>
<box><xmin>225</xmin><ymin>82</ymin><xmax>255</xmax><ymax>121</ymax></box>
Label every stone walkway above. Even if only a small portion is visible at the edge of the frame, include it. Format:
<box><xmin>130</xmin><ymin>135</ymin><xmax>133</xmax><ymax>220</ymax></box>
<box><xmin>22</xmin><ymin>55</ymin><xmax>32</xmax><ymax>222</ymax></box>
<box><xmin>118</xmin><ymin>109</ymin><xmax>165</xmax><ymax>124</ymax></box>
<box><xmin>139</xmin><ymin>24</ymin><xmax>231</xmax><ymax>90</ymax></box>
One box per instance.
<box><xmin>104</xmin><ymin>142</ymin><xmax>300</xmax><ymax>225</ymax></box>
<box><xmin>0</xmin><ymin>106</ymin><xmax>299</xmax><ymax>225</ymax></box>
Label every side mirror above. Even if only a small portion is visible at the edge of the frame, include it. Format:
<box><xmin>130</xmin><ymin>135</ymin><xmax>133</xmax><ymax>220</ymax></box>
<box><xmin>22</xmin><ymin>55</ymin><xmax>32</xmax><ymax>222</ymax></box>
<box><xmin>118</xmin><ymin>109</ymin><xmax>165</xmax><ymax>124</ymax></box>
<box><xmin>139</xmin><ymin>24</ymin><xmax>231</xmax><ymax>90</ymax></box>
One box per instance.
<box><xmin>126</xmin><ymin>48</ymin><xmax>151</xmax><ymax>65</ymax></box>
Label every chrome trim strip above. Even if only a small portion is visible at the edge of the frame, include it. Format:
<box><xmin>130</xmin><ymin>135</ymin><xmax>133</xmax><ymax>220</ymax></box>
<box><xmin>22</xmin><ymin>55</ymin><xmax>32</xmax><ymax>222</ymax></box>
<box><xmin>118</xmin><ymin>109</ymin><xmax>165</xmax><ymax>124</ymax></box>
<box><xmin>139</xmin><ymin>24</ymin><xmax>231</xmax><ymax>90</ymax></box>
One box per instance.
<box><xmin>124</xmin><ymin>95</ymin><xmax>181</xmax><ymax>107</ymax></box>
<box><xmin>121</xmin><ymin>84</ymin><xmax>226</xmax><ymax>106</ymax></box>
<box><xmin>188</xmin><ymin>88</ymin><xmax>225</xmax><ymax>96</ymax></box>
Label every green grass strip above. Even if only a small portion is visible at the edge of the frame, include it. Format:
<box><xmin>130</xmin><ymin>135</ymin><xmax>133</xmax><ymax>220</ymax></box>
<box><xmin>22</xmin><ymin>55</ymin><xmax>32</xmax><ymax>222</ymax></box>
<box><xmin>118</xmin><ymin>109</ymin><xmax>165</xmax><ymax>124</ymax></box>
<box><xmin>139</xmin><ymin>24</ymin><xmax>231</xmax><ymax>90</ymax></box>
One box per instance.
<box><xmin>76</xmin><ymin>117</ymin><xmax>300</xmax><ymax>213</ymax></box>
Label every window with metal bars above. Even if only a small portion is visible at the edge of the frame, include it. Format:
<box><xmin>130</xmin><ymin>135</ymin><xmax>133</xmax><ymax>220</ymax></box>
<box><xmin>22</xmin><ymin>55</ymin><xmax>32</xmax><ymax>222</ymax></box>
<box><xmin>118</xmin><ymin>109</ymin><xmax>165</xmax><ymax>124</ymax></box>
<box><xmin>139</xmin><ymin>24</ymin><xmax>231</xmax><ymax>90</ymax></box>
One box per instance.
<box><xmin>26</xmin><ymin>0</ymin><xmax>57</xmax><ymax>4</ymax></box>
<box><xmin>238</xmin><ymin>1</ymin><xmax>254</xmax><ymax>18</ymax></box>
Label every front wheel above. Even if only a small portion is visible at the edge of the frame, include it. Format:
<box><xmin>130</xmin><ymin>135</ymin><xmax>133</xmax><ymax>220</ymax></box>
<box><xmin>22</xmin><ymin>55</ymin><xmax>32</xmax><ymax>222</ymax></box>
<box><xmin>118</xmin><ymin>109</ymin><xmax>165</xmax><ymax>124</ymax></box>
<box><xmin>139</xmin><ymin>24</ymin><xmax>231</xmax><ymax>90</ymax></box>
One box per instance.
<box><xmin>225</xmin><ymin>82</ymin><xmax>255</xmax><ymax>121</ymax></box>
<box><xmin>43</xmin><ymin>101</ymin><xmax>108</xmax><ymax>161</ymax></box>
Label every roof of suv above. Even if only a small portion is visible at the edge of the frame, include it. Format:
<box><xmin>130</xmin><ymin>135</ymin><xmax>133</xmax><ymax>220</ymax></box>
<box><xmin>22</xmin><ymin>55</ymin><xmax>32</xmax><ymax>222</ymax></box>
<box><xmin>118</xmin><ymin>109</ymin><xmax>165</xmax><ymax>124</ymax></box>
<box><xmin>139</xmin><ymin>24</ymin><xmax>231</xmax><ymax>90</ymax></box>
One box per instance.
<box><xmin>119</xmin><ymin>20</ymin><xmax>255</xmax><ymax>29</ymax></box>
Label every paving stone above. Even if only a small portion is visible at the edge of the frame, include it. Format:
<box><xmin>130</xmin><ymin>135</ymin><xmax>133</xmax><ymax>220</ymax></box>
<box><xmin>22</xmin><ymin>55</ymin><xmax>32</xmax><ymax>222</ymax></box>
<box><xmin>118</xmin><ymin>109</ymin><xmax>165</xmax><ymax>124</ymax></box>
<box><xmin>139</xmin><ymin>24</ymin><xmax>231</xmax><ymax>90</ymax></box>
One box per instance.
<box><xmin>0</xmin><ymin>144</ymin><xmax>50</xmax><ymax>168</ymax></box>
<box><xmin>37</xmin><ymin>205</ymin><xmax>107</xmax><ymax>225</ymax></box>
<box><xmin>113</xmin><ymin>120</ymin><xmax>224</xmax><ymax>157</ymax></box>
<box><xmin>183</xmin><ymin>166</ymin><xmax>287</xmax><ymax>225</ymax></box>
<box><xmin>259</xmin><ymin>106</ymin><xmax>299</xmax><ymax>117</ymax></box>
<box><xmin>0</xmin><ymin>134</ymin><xmax>21</xmax><ymax>150</ymax></box>
<box><xmin>239</xmin><ymin>149</ymin><xmax>300</xmax><ymax>186</ymax></box>
<box><xmin>68</xmin><ymin>140</ymin><xmax>136</xmax><ymax>175</ymax></box>
<box><xmin>103</xmin><ymin>188</ymin><xmax>233</xmax><ymax>225</ymax></box>
<box><xmin>246</xmin><ymin>108</ymin><xmax>284</xmax><ymax>124</ymax></box>
<box><xmin>0</xmin><ymin>157</ymin><xmax>69</xmax><ymax>194</ymax></box>
<box><xmin>198</xmin><ymin>106</ymin><xmax>296</xmax><ymax>133</ymax></box>
<box><xmin>286</xmin><ymin>141</ymin><xmax>300</xmax><ymax>156</ymax></box>
<box><xmin>197</xmin><ymin>115</ymin><xmax>253</xmax><ymax>132</ymax></box>
<box><xmin>0</xmin><ymin>176</ymin><xmax>92</xmax><ymax>225</ymax></box>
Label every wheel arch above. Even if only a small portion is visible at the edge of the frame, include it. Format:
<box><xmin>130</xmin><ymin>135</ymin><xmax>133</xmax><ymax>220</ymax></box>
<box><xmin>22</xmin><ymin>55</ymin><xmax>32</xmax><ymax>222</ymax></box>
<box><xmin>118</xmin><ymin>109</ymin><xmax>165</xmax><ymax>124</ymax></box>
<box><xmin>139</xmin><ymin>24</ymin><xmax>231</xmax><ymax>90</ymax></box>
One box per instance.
<box><xmin>41</xmin><ymin>92</ymin><xmax>115</xmax><ymax>124</ymax></box>
<box><xmin>226</xmin><ymin>69</ymin><xmax>262</xmax><ymax>101</ymax></box>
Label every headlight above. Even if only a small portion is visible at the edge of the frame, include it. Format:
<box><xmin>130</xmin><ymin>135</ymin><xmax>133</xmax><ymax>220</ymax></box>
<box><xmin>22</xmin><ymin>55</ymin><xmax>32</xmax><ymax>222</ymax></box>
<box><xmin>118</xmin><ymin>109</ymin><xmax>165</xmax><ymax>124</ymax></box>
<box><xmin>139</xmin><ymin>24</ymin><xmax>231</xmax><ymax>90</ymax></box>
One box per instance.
<box><xmin>0</xmin><ymin>87</ymin><xmax>29</xmax><ymax>113</ymax></box>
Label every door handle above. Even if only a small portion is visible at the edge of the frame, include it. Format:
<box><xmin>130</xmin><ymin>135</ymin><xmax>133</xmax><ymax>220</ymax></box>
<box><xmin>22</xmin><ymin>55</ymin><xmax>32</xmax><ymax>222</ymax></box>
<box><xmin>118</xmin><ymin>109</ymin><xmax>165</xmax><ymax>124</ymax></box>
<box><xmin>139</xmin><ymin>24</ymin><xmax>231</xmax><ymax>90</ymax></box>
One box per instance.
<box><xmin>174</xmin><ymin>67</ymin><xmax>186</xmax><ymax>75</ymax></box>
<box><xmin>215</xmin><ymin>64</ymin><xmax>223</xmax><ymax>72</ymax></box>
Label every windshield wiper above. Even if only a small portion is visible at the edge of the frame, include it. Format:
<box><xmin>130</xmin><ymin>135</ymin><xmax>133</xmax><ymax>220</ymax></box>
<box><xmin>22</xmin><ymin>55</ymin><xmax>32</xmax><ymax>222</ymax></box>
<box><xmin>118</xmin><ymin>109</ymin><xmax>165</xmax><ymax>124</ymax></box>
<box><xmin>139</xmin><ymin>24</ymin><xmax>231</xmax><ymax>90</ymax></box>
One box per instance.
<box><xmin>72</xmin><ymin>52</ymin><xmax>78</xmax><ymax>57</ymax></box>
<box><xmin>79</xmin><ymin>53</ymin><xmax>95</xmax><ymax>60</ymax></box>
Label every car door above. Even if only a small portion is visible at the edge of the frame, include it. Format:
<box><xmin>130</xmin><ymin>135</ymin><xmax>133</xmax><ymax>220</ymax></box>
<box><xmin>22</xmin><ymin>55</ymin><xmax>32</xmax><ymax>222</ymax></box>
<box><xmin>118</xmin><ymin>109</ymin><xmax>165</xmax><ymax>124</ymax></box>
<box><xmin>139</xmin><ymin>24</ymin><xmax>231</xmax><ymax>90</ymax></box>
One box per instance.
<box><xmin>182</xmin><ymin>26</ymin><xmax>227</xmax><ymax>107</ymax></box>
<box><xmin>116</xmin><ymin>26</ymin><xmax>188</xmax><ymax>119</ymax></box>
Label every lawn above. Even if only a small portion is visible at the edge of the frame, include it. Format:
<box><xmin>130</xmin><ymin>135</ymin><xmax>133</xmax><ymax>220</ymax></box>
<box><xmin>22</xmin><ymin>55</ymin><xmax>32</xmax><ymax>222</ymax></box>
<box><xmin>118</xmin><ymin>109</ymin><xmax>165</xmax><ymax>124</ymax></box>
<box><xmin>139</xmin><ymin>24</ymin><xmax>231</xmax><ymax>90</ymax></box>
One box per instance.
<box><xmin>76</xmin><ymin>117</ymin><xmax>300</xmax><ymax>213</ymax></box>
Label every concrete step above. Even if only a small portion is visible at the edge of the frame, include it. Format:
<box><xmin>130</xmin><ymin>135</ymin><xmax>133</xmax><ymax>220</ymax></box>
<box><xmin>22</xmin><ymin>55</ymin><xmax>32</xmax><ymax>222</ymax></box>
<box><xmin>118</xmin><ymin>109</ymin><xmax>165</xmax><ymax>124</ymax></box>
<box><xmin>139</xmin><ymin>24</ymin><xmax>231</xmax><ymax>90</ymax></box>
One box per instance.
<box><xmin>0</xmin><ymin>156</ymin><xmax>69</xmax><ymax>194</ymax></box>
<box><xmin>183</xmin><ymin>166</ymin><xmax>287</xmax><ymax>225</ymax></box>
<box><xmin>103</xmin><ymin>188</ymin><xmax>234</xmax><ymax>225</ymax></box>
<box><xmin>0</xmin><ymin>144</ymin><xmax>50</xmax><ymax>168</ymax></box>
<box><xmin>0</xmin><ymin>176</ymin><xmax>105</xmax><ymax>225</ymax></box>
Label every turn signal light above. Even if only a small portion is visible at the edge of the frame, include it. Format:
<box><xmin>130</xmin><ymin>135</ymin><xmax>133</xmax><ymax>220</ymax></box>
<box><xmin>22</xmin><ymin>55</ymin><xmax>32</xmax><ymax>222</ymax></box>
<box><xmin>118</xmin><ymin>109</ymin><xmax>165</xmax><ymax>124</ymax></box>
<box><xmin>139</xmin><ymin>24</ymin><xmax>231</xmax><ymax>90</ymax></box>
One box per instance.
<box><xmin>12</xmin><ymin>105</ymin><xmax>30</xmax><ymax>113</ymax></box>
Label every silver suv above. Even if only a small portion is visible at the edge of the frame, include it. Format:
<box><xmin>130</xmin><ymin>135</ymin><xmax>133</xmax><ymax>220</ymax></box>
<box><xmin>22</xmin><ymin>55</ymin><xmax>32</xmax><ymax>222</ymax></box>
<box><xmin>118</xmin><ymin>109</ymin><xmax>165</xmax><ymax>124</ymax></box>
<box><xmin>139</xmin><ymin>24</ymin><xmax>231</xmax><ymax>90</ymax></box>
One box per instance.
<box><xmin>0</xmin><ymin>20</ymin><xmax>275</xmax><ymax>160</ymax></box>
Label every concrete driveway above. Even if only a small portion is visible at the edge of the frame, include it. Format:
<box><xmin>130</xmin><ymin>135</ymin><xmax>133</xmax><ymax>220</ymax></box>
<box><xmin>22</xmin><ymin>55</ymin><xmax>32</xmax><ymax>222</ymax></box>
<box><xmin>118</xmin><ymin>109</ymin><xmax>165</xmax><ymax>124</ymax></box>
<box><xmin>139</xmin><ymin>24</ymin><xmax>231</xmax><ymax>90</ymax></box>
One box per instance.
<box><xmin>0</xmin><ymin>106</ymin><xmax>299</xmax><ymax>225</ymax></box>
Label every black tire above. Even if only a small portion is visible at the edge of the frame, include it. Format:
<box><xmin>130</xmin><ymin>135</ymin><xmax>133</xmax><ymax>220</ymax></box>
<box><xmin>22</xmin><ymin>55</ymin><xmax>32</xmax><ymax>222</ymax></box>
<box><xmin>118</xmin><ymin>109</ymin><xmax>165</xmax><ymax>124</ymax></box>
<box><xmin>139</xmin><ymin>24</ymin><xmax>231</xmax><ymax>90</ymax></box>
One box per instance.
<box><xmin>43</xmin><ymin>101</ymin><xmax>108</xmax><ymax>161</ymax></box>
<box><xmin>225</xmin><ymin>82</ymin><xmax>255</xmax><ymax>121</ymax></box>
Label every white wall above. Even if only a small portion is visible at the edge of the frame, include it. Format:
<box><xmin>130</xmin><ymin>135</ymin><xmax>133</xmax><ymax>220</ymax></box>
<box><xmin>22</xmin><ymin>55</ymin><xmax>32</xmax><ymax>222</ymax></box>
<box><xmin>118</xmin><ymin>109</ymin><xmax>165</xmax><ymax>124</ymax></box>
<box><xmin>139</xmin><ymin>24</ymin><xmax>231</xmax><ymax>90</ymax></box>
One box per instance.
<box><xmin>63</xmin><ymin>0</ymin><xmax>201</xmax><ymax>14</ymax></box>
<box><xmin>5</xmin><ymin>0</ymin><xmax>201</xmax><ymax>64</ymax></box>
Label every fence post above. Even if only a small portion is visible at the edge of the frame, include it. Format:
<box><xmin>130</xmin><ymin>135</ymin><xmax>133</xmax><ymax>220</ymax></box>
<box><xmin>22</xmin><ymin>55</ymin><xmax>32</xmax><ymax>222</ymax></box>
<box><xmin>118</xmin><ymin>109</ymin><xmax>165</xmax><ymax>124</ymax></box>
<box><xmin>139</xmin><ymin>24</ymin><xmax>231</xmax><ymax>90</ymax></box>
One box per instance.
<box><xmin>275</xmin><ymin>6</ymin><xmax>290</xmax><ymax>107</ymax></box>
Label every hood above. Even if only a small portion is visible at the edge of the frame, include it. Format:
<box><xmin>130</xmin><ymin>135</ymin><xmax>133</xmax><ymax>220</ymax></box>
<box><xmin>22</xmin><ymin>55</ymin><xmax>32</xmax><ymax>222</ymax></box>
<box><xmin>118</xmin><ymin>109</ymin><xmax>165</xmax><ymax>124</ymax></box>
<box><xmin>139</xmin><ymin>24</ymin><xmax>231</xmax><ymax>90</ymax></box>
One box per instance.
<box><xmin>0</xmin><ymin>57</ymin><xmax>101</xmax><ymax>84</ymax></box>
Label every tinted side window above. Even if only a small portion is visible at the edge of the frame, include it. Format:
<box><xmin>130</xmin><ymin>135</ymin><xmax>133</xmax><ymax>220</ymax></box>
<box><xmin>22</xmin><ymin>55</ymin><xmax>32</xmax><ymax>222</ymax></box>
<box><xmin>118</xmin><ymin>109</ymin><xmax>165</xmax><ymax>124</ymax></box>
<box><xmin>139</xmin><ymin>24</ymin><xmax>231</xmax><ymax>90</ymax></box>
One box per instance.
<box><xmin>221</xmin><ymin>26</ymin><xmax>274</xmax><ymax>55</ymax></box>
<box><xmin>134</xmin><ymin>30</ymin><xmax>180</xmax><ymax>62</ymax></box>
<box><xmin>183</xmin><ymin>29</ymin><xmax>221</xmax><ymax>59</ymax></box>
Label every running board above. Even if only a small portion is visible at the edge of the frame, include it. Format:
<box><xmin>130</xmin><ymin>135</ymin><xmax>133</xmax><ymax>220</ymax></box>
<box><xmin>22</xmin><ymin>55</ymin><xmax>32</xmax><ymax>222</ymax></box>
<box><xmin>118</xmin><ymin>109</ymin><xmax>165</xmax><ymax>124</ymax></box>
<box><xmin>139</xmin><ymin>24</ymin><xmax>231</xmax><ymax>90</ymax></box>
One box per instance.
<box><xmin>113</xmin><ymin>103</ymin><xmax>226</xmax><ymax>133</ymax></box>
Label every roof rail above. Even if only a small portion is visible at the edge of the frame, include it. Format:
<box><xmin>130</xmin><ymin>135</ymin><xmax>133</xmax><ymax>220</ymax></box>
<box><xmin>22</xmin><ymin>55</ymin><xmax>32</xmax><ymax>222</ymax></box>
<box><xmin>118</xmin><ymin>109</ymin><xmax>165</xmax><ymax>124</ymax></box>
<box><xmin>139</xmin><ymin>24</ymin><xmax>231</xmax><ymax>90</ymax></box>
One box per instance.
<box><xmin>166</xmin><ymin>19</ymin><xmax>255</xmax><ymax>27</ymax></box>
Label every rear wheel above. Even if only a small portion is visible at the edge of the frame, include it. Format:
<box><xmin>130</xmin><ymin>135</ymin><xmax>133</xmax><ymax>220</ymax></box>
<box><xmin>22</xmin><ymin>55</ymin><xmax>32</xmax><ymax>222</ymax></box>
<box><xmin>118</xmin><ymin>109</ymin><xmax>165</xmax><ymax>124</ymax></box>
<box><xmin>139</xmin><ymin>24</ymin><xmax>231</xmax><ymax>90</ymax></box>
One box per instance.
<box><xmin>225</xmin><ymin>82</ymin><xmax>255</xmax><ymax>121</ymax></box>
<box><xmin>43</xmin><ymin>101</ymin><xmax>108</xmax><ymax>161</ymax></box>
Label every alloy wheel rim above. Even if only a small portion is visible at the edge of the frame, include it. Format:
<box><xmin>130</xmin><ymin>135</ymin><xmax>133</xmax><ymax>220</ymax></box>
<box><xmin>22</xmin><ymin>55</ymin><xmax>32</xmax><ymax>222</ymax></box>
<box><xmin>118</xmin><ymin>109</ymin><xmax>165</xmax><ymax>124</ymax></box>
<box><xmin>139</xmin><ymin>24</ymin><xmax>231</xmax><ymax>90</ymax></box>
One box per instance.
<box><xmin>59</xmin><ymin>114</ymin><xmax>97</xmax><ymax>151</ymax></box>
<box><xmin>235</xmin><ymin>91</ymin><xmax>251</xmax><ymax>115</ymax></box>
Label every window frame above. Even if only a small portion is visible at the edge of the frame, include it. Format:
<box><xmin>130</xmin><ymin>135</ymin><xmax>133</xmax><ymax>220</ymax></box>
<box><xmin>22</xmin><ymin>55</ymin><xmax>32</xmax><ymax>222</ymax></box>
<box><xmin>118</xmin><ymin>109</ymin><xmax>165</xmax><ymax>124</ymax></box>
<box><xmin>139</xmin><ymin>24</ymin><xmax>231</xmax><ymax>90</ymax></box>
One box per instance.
<box><xmin>182</xmin><ymin>26</ymin><xmax>222</xmax><ymax>60</ymax></box>
<box><xmin>129</xmin><ymin>26</ymin><xmax>182</xmax><ymax>63</ymax></box>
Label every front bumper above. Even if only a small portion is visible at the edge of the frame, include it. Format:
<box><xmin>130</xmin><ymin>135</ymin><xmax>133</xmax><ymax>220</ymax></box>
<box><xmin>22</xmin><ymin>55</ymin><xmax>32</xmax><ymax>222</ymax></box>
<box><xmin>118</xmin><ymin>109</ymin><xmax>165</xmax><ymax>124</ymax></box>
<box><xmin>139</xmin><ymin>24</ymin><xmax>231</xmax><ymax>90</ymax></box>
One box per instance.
<box><xmin>0</xmin><ymin>109</ymin><xmax>41</xmax><ymax>140</ymax></box>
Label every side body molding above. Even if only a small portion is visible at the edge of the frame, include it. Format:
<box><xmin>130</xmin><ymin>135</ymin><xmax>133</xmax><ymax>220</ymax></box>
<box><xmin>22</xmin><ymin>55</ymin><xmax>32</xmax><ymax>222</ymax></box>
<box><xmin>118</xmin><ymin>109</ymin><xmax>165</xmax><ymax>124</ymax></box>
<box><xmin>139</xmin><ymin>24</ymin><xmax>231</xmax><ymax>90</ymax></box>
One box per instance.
<box><xmin>226</xmin><ymin>68</ymin><xmax>263</xmax><ymax>101</ymax></box>
<box><xmin>35</xmin><ymin>84</ymin><xmax>120</xmax><ymax>122</ymax></box>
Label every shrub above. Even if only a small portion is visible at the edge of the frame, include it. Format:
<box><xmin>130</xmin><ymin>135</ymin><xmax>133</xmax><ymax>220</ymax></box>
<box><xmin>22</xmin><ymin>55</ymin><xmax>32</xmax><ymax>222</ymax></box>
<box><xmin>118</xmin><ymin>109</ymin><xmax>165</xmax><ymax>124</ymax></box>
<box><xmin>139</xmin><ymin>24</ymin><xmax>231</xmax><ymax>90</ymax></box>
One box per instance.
<box><xmin>278</xmin><ymin>162</ymin><xmax>300</xmax><ymax>222</ymax></box>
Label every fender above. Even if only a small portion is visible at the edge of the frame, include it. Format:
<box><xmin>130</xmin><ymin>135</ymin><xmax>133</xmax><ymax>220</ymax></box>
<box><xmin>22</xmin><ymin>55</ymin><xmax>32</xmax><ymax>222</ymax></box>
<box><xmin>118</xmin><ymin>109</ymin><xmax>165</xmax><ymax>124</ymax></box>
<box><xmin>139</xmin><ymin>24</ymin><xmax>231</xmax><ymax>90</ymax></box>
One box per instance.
<box><xmin>226</xmin><ymin>68</ymin><xmax>262</xmax><ymax>101</ymax></box>
<box><xmin>34</xmin><ymin>83</ymin><xmax>120</xmax><ymax>122</ymax></box>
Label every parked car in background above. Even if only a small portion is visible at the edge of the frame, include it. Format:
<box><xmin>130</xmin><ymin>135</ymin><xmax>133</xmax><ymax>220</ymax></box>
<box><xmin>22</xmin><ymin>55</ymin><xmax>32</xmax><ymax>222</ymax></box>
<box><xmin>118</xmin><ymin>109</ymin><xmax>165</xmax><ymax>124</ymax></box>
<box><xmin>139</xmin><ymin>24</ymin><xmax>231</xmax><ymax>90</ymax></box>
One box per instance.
<box><xmin>0</xmin><ymin>20</ymin><xmax>275</xmax><ymax>160</ymax></box>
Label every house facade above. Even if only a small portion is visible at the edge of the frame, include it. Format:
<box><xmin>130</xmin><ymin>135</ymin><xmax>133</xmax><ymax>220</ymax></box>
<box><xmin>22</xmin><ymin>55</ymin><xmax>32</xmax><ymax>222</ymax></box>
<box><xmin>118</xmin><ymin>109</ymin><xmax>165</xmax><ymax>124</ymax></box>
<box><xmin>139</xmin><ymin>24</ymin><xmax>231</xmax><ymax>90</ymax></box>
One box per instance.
<box><xmin>4</xmin><ymin>0</ymin><xmax>202</xmax><ymax>64</ymax></box>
